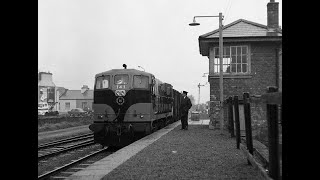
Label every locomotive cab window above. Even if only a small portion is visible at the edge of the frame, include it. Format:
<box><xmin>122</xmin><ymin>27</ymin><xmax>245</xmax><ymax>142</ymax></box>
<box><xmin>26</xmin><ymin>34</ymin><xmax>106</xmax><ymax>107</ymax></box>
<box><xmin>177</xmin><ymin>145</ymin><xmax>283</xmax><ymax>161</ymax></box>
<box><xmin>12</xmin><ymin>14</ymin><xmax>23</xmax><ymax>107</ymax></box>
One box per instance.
<box><xmin>114</xmin><ymin>74</ymin><xmax>129</xmax><ymax>85</ymax></box>
<box><xmin>95</xmin><ymin>75</ymin><xmax>110</xmax><ymax>89</ymax></box>
<box><xmin>133</xmin><ymin>75</ymin><xmax>149</xmax><ymax>89</ymax></box>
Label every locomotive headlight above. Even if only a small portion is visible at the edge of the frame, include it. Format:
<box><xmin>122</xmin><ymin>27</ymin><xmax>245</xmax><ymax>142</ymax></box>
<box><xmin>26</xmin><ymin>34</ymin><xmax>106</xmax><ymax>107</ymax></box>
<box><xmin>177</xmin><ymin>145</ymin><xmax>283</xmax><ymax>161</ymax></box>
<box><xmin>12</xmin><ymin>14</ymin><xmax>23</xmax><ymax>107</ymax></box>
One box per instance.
<box><xmin>140</xmin><ymin>115</ymin><xmax>144</xmax><ymax>118</ymax></box>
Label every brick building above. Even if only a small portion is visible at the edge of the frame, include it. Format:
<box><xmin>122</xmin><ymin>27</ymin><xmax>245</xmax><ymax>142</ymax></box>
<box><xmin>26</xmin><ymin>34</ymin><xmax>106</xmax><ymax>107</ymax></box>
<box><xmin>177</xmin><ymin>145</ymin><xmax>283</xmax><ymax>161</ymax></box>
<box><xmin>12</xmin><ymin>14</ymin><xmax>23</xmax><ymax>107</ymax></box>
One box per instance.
<box><xmin>198</xmin><ymin>0</ymin><xmax>282</xmax><ymax>127</ymax></box>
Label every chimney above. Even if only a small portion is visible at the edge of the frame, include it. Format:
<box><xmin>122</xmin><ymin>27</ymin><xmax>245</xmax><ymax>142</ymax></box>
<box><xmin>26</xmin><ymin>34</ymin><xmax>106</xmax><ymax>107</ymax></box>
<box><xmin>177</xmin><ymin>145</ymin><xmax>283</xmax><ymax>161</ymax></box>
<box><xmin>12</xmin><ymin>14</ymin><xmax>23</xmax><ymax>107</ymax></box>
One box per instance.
<box><xmin>81</xmin><ymin>85</ymin><xmax>89</xmax><ymax>94</ymax></box>
<box><xmin>38</xmin><ymin>72</ymin><xmax>56</xmax><ymax>87</ymax></box>
<box><xmin>267</xmin><ymin>0</ymin><xmax>279</xmax><ymax>31</ymax></box>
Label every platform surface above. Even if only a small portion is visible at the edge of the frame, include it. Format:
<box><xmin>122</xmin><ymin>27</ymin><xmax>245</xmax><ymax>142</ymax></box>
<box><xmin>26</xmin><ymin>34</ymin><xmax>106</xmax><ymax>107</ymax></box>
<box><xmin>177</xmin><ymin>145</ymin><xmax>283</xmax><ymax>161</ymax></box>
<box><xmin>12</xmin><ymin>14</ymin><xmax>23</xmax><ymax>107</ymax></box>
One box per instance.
<box><xmin>67</xmin><ymin>119</ymin><xmax>264</xmax><ymax>180</ymax></box>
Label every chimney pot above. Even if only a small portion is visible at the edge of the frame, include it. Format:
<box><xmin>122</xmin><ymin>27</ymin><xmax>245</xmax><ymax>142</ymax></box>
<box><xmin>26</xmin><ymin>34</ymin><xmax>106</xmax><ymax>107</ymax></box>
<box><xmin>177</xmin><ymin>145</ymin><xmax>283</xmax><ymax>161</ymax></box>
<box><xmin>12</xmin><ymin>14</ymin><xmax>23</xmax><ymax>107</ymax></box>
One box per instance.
<box><xmin>267</xmin><ymin>0</ymin><xmax>279</xmax><ymax>30</ymax></box>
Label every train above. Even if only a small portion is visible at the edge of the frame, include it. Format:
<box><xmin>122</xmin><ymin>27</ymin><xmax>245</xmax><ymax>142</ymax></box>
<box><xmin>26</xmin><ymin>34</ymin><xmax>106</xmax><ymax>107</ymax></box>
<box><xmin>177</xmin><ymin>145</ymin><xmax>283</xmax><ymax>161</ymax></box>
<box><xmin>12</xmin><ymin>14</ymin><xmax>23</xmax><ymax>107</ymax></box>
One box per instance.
<box><xmin>89</xmin><ymin>64</ymin><xmax>182</xmax><ymax>147</ymax></box>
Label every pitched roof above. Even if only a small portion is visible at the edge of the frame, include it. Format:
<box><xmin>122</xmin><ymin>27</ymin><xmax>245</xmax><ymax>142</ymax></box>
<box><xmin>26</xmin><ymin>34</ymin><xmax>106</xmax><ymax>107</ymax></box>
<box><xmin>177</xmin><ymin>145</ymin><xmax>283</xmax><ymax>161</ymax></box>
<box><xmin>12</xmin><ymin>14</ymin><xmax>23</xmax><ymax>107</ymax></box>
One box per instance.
<box><xmin>59</xmin><ymin>90</ymin><xmax>93</xmax><ymax>100</ymax></box>
<box><xmin>200</xmin><ymin>19</ymin><xmax>282</xmax><ymax>38</ymax></box>
<box><xmin>56</xmin><ymin>87</ymin><xmax>67</xmax><ymax>97</ymax></box>
<box><xmin>198</xmin><ymin>19</ymin><xmax>282</xmax><ymax>56</ymax></box>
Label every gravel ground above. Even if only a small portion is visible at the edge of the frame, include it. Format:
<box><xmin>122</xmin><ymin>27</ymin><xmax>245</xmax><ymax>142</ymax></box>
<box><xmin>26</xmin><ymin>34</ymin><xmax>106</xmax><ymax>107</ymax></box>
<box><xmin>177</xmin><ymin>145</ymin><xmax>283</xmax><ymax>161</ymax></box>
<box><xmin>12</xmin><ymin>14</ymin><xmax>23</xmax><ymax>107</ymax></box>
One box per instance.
<box><xmin>103</xmin><ymin>124</ymin><xmax>265</xmax><ymax>180</ymax></box>
<box><xmin>38</xmin><ymin>144</ymin><xmax>101</xmax><ymax>176</ymax></box>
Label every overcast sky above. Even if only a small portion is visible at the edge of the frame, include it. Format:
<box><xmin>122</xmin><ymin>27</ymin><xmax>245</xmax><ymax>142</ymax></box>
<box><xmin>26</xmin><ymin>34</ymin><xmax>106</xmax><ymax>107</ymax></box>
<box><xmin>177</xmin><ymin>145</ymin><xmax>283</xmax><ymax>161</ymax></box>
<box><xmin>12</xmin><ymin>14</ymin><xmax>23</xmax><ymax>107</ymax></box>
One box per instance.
<box><xmin>38</xmin><ymin>0</ymin><xmax>282</xmax><ymax>104</ymax></box>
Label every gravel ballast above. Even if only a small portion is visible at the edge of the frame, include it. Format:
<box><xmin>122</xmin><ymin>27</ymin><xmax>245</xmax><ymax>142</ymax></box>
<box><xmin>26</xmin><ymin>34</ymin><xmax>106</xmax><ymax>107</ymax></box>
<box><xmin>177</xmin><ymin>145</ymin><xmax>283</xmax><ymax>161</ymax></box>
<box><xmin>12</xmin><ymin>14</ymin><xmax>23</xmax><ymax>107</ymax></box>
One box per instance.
<box><xmin>103</xmin><ymin>123</ymin><xmax>265</xmax><ymax>180</ymax></box>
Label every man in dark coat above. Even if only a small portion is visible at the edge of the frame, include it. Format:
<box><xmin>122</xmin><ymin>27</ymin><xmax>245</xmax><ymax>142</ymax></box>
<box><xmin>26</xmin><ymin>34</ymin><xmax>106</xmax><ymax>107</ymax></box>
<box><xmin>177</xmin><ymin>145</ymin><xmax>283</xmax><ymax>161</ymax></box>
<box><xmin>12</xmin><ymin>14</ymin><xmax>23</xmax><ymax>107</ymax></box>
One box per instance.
<box><xmin>180</xmin><ymin>91</ymin><xmax>192</xmax><ymax>130</ymax></box>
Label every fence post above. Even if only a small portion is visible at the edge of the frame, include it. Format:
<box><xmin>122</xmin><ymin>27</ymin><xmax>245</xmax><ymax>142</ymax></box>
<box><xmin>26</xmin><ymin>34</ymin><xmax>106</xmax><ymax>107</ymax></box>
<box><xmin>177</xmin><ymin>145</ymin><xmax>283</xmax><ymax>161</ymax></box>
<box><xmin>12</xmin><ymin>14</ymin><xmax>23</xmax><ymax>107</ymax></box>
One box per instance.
<box><xmin>243</xmin><ymin>92</ymin><xmax>254</xmax><ymax>166</ymax></box>
<box><xmin>266</xmin><ymin>86</ymin><xmax>279</xmax><ymax>179</ymax></box>
<box><xmin>234</xmin><ymin>96</ymin><xmax>241</xmax><ymax>149</ymax></box>
<box><xmin>228</xmin><ymin>97</ymin><xmax>235</xmax><ymax>137</ymax></box>
<box><xmin>243</xmin><ymin>92</ymin><xmax>253</xmax><ymax>155</ymax></box>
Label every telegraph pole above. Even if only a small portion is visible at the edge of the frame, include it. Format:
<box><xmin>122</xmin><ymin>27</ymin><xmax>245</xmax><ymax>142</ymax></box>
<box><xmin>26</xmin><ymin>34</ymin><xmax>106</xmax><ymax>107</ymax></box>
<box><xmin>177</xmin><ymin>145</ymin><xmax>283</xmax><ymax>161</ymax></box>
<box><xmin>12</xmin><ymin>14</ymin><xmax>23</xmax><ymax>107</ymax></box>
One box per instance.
<box><xmin>218</xmin><ymin>12</ymin><xmax>224</xmax><ymax>130</ymax></box>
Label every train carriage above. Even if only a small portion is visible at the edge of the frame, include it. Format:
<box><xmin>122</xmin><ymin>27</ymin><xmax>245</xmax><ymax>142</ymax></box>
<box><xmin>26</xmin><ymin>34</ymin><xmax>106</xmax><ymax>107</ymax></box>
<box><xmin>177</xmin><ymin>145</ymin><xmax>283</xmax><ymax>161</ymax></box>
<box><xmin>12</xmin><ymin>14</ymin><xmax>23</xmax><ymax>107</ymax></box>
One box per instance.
<box><xmin>89</xmin><ymin>65</ymin><xmax>181</xmax><ymax>147</ymax></box>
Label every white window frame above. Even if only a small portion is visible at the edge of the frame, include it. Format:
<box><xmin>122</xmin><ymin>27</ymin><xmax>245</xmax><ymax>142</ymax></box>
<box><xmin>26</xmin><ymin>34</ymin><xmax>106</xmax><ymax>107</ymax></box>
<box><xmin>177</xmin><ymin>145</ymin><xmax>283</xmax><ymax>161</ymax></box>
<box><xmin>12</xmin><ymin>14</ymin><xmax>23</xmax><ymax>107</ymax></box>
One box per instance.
<box><xmin>211</xmin><ymin>45</ymin><xmax>251</xmax><ymax>75</ymax></box>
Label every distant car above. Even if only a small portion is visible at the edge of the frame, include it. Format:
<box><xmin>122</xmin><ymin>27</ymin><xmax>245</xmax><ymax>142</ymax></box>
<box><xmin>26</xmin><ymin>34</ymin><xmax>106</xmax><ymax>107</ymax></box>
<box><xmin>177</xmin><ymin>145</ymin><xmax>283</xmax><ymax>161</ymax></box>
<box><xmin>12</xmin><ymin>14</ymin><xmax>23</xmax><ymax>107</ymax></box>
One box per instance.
<box><xmin>68</xmin><ymin>108</ymin><xmax>87</xmax><ymax>117</ymax></box>
<box><xmin>38</xmin><ymin>102</ymin><xmax>49</xmax><ymax>115</ymax></box>
<box><xmin>83</xmin><ymin>107</ymin><xmax>93</xmax><ymax>115</ymax></box>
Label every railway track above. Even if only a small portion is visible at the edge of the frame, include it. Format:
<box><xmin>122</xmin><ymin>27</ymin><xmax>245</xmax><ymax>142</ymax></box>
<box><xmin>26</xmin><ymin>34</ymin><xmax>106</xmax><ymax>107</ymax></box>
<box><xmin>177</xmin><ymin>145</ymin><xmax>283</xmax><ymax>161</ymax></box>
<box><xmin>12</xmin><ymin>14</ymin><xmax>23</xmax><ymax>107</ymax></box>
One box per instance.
<box><xmin>38</xmin><ymin>147</ymin><xmax>111</xmax><ymax>180</ymax></box>
<box><xmin>38</xmin><ymin>133</ymin><xmax>117</xmax><ymax>179</ymax></box>
<box><xmin>38</xmin><ymin>133</ymin><xmax>94</xmax><ymax>160</ymax></box>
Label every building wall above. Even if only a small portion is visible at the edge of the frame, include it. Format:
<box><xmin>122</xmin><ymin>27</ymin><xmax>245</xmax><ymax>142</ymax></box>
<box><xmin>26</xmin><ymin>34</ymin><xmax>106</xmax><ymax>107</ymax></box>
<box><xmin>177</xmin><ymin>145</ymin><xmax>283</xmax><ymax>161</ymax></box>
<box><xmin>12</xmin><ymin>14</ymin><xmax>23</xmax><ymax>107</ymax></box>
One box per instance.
<box><xmin>208</xmin><ymin>41</ymin><xmax>281</xmax><ymax>127</ymax></box>
<box><xmin>278</xmin><ymin>47</ymin><xmax>282</xmax><ymax>92</ymax></box>
<box><xmin>209</xmin><ymin>42</ymin><xmax>280</xmax><ymax>99</ymax></box>
<box><xmin>76</xmin><ymin>99</ymin><xmax>93</xmax><ymax>110</ymax></box>
<box><xmin>59</xmin><ymin>100</ymin><xmax>77</xmax><ymax>112</ymax></box>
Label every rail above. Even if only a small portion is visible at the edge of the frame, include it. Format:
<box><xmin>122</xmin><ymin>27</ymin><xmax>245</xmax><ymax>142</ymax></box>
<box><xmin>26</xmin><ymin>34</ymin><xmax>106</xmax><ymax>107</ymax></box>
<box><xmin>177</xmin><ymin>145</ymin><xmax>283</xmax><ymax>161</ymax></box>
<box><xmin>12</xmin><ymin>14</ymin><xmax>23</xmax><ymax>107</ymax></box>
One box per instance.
<box><xmin>224</xmin><ymin>86</ymin><xmax>283</xmax><ymax>180</ymax></box>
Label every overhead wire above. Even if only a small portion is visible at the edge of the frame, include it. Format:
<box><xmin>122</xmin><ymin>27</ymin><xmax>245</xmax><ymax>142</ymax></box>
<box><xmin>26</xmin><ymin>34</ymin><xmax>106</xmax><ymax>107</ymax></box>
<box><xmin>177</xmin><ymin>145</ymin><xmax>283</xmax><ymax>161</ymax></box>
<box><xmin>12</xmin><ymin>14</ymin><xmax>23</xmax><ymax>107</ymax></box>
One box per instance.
<box><xmin>223</xmin><ymin>0</ymin><xmax>233</xmax><ymax>24</ymax></box>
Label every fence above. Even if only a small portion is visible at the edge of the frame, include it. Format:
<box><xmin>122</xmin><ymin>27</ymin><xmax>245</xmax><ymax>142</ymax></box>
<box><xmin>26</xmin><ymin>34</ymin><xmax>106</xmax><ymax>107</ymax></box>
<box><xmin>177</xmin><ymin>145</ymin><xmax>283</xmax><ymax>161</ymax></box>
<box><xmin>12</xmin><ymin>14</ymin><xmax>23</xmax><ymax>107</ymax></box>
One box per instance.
<box><xmin>224</xmin><ymin>86</ymin><xmax>283</xmax><ymax>180</ymax></box>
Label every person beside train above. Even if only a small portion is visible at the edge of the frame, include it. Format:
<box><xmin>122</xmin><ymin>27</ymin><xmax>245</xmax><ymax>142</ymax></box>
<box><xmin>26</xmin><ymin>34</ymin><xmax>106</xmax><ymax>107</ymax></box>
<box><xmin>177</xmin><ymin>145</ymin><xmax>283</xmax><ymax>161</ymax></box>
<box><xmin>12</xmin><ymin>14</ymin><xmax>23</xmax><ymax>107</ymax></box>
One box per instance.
<box><xmin>180</xmin><ymin>91</ymin><xmax>192</xmax><ymax>130</ymax></box>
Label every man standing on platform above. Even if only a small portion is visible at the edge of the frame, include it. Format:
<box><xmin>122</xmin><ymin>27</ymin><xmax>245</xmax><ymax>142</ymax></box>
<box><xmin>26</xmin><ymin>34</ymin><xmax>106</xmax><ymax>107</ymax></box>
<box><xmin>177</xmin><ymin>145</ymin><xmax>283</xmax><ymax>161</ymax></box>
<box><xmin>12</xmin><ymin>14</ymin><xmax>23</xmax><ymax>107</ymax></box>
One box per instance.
<box><xmin>180</xmin><ymin>91</ymin><xmax>192</xmax><ymax>130</ymax></box>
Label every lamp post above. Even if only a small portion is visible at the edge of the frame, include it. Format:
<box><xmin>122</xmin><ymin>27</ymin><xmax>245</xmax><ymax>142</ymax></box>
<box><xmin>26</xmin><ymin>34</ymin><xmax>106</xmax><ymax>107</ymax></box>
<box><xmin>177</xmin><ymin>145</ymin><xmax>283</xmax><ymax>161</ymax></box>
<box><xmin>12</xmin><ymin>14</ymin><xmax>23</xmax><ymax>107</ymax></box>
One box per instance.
<box><xmin>197</xmin><ymin>83</ymin><xmax>205</xmax><ymax>111</ymax></box>
<box><xmin>189</xmin><ymin>13</ymin><xmax>224</xmax><ymax>130</ymax></box>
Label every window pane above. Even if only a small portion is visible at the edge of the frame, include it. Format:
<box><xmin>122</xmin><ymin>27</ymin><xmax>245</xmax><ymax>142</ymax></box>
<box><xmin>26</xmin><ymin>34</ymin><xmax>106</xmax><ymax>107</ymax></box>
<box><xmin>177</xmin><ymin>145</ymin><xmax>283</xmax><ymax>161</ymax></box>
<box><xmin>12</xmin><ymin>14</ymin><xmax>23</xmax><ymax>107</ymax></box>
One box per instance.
<box><xmin>231</xmin><ymin>47</ymin><xmax>236</xmax><ymax>56</ymax></box>
<box><xmin>224</xmin><ymin>47</ymin><xmax>230</xmax><ymax>57</ymax></box>
<box><xmin>237</xmin><ymin>55</ymin><xmax>241</xmax><ymax>63</ymax></box>
<box><xmin>214</xmin><ymin>65</ymin><xmax>219</xmax><ymax>73</ymax></box>
<box><xmin>231</xmin><ymin>56</ymin><xmax>236</xmax><ymax>63</ymax></box>
<box><xmin>226</xmin><ymin>47</ymin><xmax>230</xmax><ymax>57</ymax></box>
<box><xmin>226</xmin><ymin>65</ymin><xmax>231</xmax><ymax>73</ymax></box>
<box><xmin>215</xmin><ymin>48</ymin><xmax>219</xmax><ymax>58</ymax></box>
<box><xmin>231</xmin><ymin>64</ymin><xmax>236</xmax><ymax>72</ymax></box>
<box><xmin>242</xmin><ymin>46</ymin><xmax>247</xmax><ymax>55</ymax></box>
<box><xmin>223</xmin><ymin>58</ymin><xmax>230</xmax><ymax>64</ymax></box>
<box><xmin>95</xmin><ymin>77</ymin><xmax>102</xmax><ymax>89</ymax></box>
<box><xmin>133</xmin><ymin>75</ymin><xmax>149</xmax><ymax>89</ymax></box>
<box><xmin>115</xmin><ymin>74</ymin><xmax>129</xmax><ymax>85</ymax></box>
<box><xmin>102</xmin><ymin>79</ymin><xmax>109</xmax><ymax>88</ymax></box>
<box><xmin>242</xmin><ymin>55</ymin><xmax>247</xmax><ymax>63</ymax></box>
<box><xmin>96</xmin><ymin>76</ymin><xmax>110</xmax><ymax>89</ymax></box>
<box><xmin>223</xmin><ymin>65</ymin><xmax>229</xmax><ymax>73</ymax></box>
<box><xmin>237</xmin><ymin>47</ymin><xmax>241</xmax><ymax>55</ymax></box>
<box><xmin>242</xmin><ymin>64</ymin><xmax>247</xmax><ymax>73</ymax></box>
<box><xmin>237</xmin><ymin>64</ymin><xmax>241</xmax><ymax>72</ymax></box>
<box><xmin>214</xmin><ymin>58</ymin><xmax>219</xmax><ymax>65</ymax></box>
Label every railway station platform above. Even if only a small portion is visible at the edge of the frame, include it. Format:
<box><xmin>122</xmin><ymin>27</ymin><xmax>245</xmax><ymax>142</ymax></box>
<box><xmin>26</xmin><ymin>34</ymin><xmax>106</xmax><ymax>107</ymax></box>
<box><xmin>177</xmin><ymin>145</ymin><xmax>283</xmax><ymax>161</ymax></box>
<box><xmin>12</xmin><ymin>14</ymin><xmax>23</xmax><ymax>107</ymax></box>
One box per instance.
<box><xmin>67</xmin><ymin>119</ymin><xmax>265</xmax><ymax>180</ymax></box>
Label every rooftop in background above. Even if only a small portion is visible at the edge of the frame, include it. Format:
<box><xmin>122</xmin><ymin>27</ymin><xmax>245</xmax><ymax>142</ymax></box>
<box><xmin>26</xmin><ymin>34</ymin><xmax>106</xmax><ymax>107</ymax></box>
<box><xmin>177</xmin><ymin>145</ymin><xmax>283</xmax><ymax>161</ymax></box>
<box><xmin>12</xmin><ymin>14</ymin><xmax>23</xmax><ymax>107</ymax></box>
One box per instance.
<box><xmin>59</xmin><ymin>89</ymin><xmax>93</xmax><ymax>100</ymax></box>
<box><xmin>198</xmin><ymin>0</ymin><xmax>282</xmax><ymax>57</ymax></box>
<box><xmin>200</xmin><ymin>19</ymin><xmax>282</xmax><ymax>39</ymax></box>
<box><xmin>198</xmin><ymin>18</ymin><xmax>282</xmax><ymax>56</ymax></box>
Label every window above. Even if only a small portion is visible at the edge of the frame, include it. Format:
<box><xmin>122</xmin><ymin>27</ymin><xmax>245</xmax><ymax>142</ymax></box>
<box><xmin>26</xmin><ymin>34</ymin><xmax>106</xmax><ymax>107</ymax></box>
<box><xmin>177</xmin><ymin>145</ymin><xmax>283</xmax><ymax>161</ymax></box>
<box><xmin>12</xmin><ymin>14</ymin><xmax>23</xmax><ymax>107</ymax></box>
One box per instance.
<box><xmin>133</xmin><ymin>75</ymin><xmax>149</xmax><ymax>89</ymax></box>
<box><xmin>95</xmin><ymin>75</ymin><xmax>110</xmax><ymax>89</ymax></box>
<box><xmin>213</xmin><ymin>46</ymin><xmax>249</xmax><ymax>74</ymax></box>
<box><xmin>115</xmin><ymin>74</ymin><xmax>129</xmax><ymax>85</ymax></box>
<box><xmin>65</xmin><ymin>102</ymin><xmax>70</xmax><ymax>110</ymax></box>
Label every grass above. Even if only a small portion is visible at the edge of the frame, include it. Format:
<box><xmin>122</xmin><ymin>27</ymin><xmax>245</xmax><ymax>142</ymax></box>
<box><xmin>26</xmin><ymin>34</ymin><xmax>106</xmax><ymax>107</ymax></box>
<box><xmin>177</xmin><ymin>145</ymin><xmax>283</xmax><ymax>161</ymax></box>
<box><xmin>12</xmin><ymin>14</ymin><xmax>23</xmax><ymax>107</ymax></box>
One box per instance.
<box><xmin>38</xmin><ymin>116</ymin><xmax>93</xmax><ymax>132</ymax></box>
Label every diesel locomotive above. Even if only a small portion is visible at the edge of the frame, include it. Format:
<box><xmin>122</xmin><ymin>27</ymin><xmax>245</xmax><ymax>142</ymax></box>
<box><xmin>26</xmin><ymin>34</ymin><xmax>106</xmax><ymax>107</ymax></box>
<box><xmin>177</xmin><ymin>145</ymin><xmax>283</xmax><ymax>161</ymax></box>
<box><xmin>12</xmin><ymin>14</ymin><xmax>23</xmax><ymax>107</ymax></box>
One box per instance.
<box><xmin>89</xmin><ymin>65</ymin><xmax>182</xmax><ymax>147</ymax></box>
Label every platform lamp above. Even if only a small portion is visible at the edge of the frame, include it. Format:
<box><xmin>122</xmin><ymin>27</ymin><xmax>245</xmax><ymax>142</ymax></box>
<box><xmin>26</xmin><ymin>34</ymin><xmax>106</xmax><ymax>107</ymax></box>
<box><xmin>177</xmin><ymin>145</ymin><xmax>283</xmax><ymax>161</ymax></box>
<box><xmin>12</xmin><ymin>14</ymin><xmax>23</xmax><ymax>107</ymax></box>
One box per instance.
<box><xmin>189</xmin><ymin>13</ymin><xmax>224</xmax><ymax>130</ymax></box>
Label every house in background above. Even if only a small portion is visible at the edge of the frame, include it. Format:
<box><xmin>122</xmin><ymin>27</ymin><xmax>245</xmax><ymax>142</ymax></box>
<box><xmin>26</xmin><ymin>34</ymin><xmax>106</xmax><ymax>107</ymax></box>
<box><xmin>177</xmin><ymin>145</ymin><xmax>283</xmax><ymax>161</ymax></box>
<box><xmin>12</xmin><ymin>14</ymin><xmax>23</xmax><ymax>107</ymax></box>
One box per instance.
<box><xmin>198</xmin><ymin>0</ymin><xmax>282</xmax><ymax>127</ymax></box>
<box><xmin>38</xmin><ymin>72</ymin><xmax>59</xmax><ymax>111</ymax></box>
<box><xmin>59</xmin><ymin>85</ymin><xmax>93</xmax><ymax>112</ymax></box>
